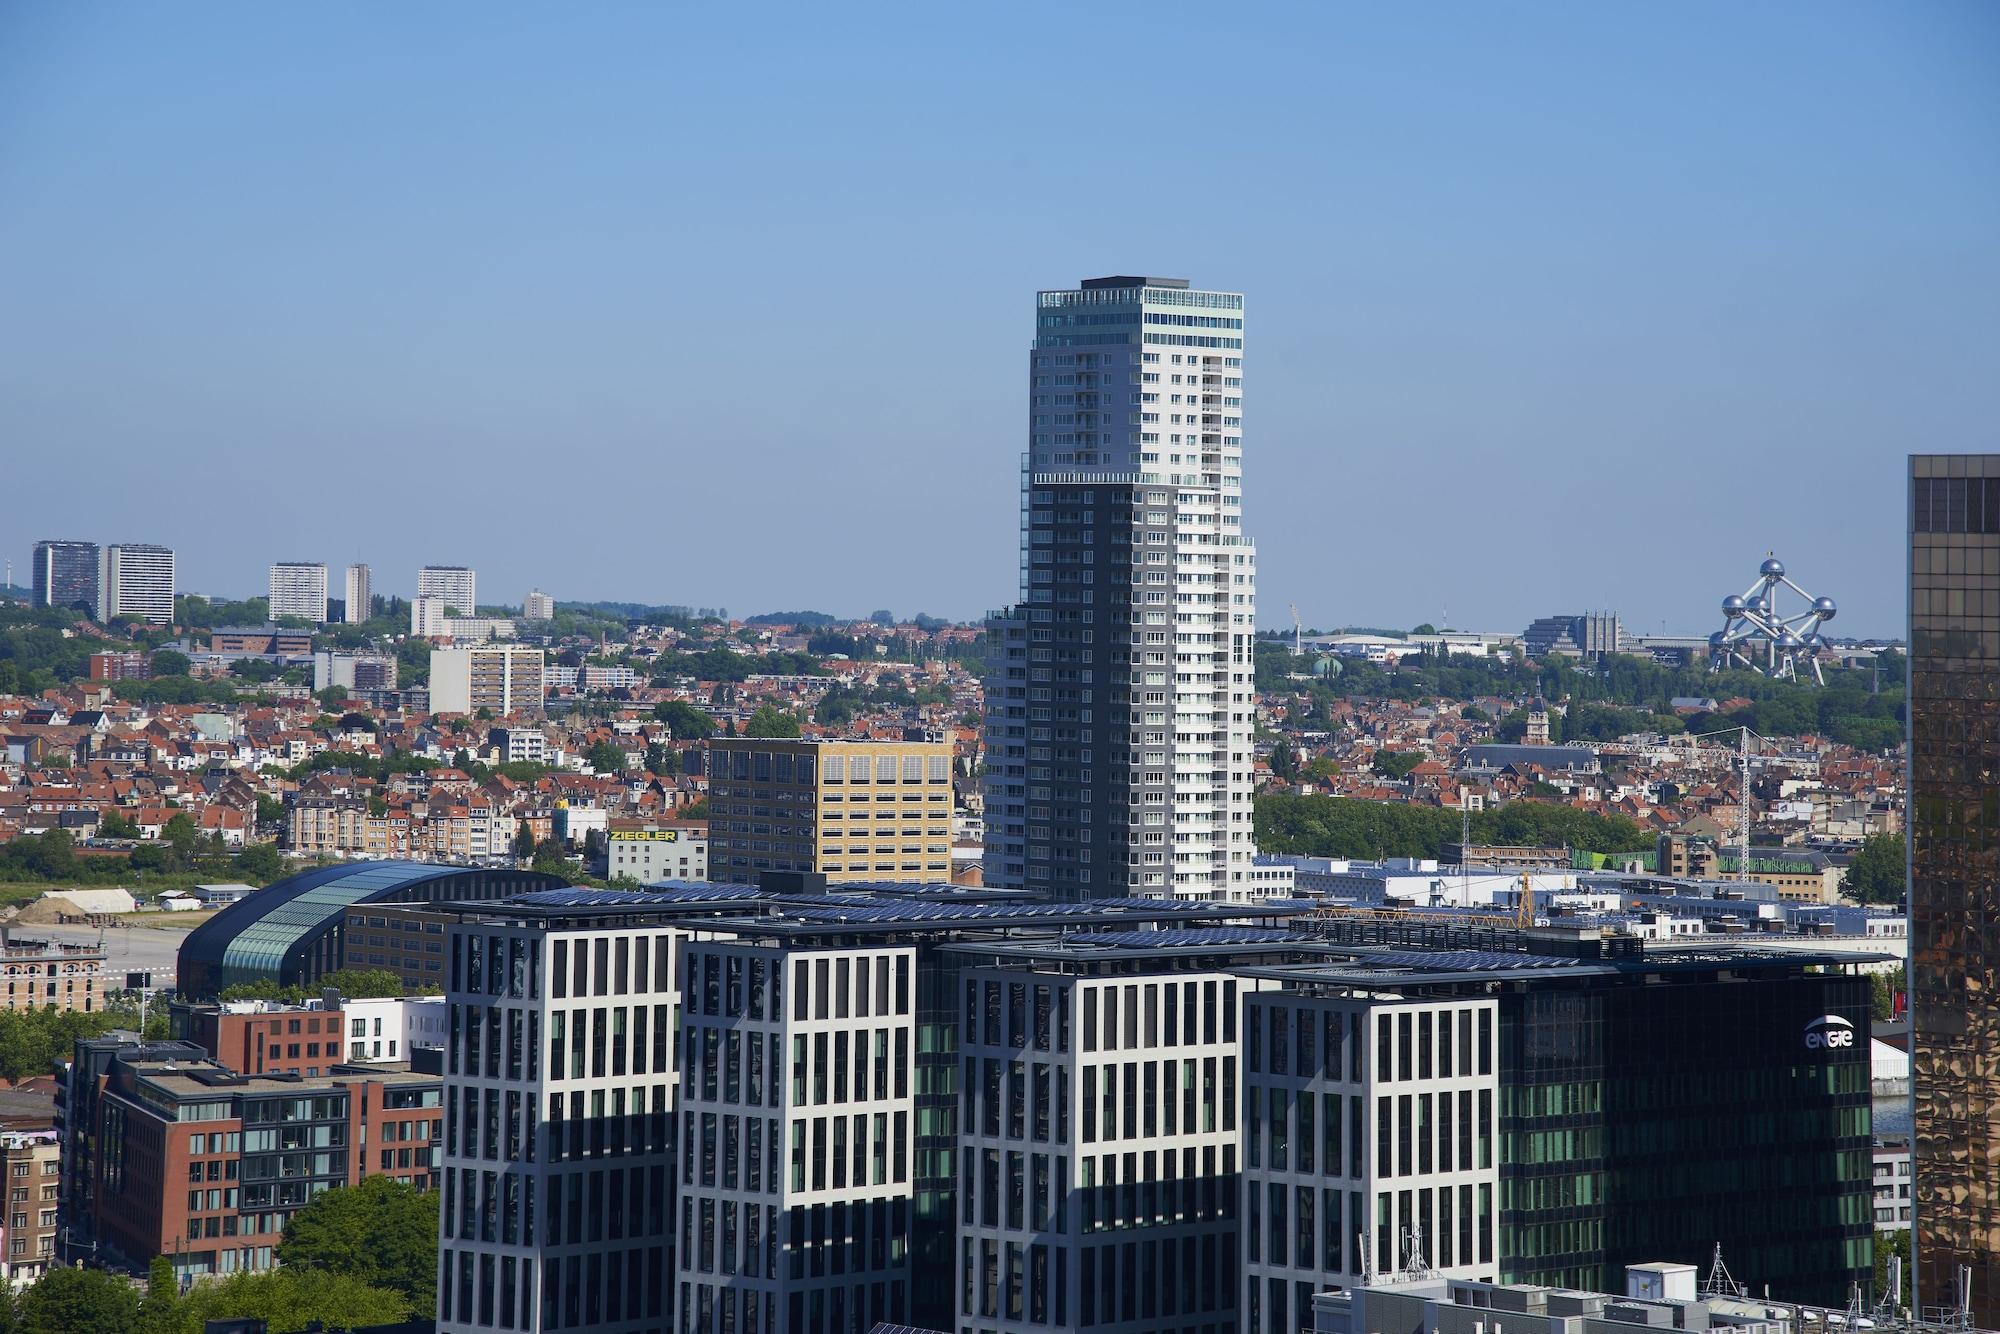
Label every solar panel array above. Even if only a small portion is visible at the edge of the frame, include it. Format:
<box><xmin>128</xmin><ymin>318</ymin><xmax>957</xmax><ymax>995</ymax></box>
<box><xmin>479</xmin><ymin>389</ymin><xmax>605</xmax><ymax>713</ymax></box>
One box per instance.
<box><xmin>1064</xmin><ymin>927</ymin><xmax>1309</xmax><ymax>950</ymax></box>
<box><xmin>508</xmin><ymin>885</ymin><xmax>767</xmax><ymax>908</ymax></box>
<box><xmin>1351</xmin><ymin>948</ymin><xmax>1581</xmax><ymax>973</ymax></box>
<box><xmin>785</xmin><ymin>899</ymin><xmax>1229</xmax><ymax>925</ymax></box>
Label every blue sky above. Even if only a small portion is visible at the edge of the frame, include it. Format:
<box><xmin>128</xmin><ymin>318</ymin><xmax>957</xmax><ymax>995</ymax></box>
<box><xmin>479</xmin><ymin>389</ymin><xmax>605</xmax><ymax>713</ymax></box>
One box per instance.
<box><xmin>2</xmin><ymin>2</ymin><xmax>1994</xmax><ymax>638</ymax></box>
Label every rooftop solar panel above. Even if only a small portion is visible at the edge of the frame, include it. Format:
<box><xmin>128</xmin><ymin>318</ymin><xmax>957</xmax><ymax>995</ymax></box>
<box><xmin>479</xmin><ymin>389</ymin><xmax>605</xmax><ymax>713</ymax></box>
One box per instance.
<box><xmin>1067</xmin><ymin>927</ymin><xmax>1308</xmax><ymax>949</ymax></box>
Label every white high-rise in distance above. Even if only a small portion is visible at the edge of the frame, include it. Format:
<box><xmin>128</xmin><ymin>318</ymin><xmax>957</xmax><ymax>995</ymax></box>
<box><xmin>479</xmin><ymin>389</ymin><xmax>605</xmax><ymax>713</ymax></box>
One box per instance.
<box><xmin>416</xmin><ymin>565</ymin><xmax>475</xmax><ymax>614</ymax></box>
<box><xmin>268</xmin><ymin>562</ymin><xmax>328</xmax><ymax>623</ymax></box>
<box><xmin>984</xmin><ymin>275</ymin><xmax>1256</xmax><ymax>900</ymax></box>
<box><xmin>97</xmin><ymin>544</ymin><xmax>176</xmax><ymax>625</ymax></box>
<box><xmin>342</xmin><ymin>564</ymin><xmax>372</xmax><ymax>624</ymax></box>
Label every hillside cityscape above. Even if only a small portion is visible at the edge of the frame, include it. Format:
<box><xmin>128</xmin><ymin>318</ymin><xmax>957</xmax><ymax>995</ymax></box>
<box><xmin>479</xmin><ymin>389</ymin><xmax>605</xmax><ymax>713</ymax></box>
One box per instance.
<box><xmin>0</xmin><ymin>274</ymin><xmax>1969</xmax><ymax>1334</ymax></box>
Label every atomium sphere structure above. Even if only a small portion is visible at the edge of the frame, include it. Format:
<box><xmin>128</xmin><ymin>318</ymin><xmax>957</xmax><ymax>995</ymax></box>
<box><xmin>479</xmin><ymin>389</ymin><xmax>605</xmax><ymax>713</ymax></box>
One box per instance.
<box><xmin>1710</xmin><ymin>553</ymin><xmax>1837</xmax><ymax>684</ymax></box>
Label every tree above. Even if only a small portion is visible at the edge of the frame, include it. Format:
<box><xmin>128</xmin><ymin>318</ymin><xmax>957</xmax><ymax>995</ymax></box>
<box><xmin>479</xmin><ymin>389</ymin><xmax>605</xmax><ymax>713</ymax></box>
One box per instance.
<box><xmin>135</xmin><ymin>1255</ymin><xmax>180</xmax><ymax>1334</ymax></box>
<box><xmin>1410</xmin><ymin>623</ymin><xmax>1437</xmax><ymax>635</ymax></box>
<box><xmin>1871</xmin><ymin>965</ymin><xmax>1907</xmax><ymax>1022</ymax></box>
<box><xmin>744</xmin><ymin>704</ymin><xmax>802</xmax><ymax>739</ymax></box>
<box><xmin>149</xmin><ymin>648</ymin><xmax>190</xmax><ymax>677</ymax></box>
<box><xmin>585</xmin><ymin>740</ymin><xmax>627</xmax><ymax>775</ymax></box>
<box><xmin>652</xmin><ymin>700</ymin><xmax>716</xmax><ymax>741</ymax></box>
<box><xmin>97</xmin><ymin>809</ymin><xmax>139</xmax><ymax>839</ymax></box>
<box><xmin>176</xmin><ymin>1268</ymin><xmax>412</xmax><ymax>1332</ymax></box>
<box><xmin>1847</xmin><ymin>832</ymin><xmax>1906</xmax><ymax>905</ymax></box>
<box><xmin>1371</xmin><ymin>750</ymin><xmax>1424</xmax><ymax>781</ymax></box>
<box><xmin>1267</xmin><ymin>741</ymin><xmax>1298</xmax><ymax>782</ymax></box>
<box><xmin>314</xmin><ymin>684</ymin><xmax>349</xmax><ymax>707</ymax></box>
<box><xmin>316</xmin><ymin>967</ymin><xmax>407</xmax><ymax>999</ymax></box>
<box><xmin>644</xmin><ymin>742</ymin><xmax>678</xmax><ymax>777</ymax></box>
<box><xmin>162</xmin><ymin>812</ymin><xmax>200</xmax><ymax>871</ymax></box>
<box><xmin>531</xmin><ymin>839</ymin><xmax>573</xmax><ymax>876</ymax></box>
<box><xmin>16</xmin><ymin>1261</ymin><xmax>139</xmax><ymax>1333</ymax></box>
<box><xmin>513</xmin><ymin>822</ymin><xmax>536</xmax><ymax>861</ymax></box>
<box><xmin>233</xmin><ymin>841</ymin><xmax>284</xmax><ymax>881</ymax></box>
<box><xmin>277</xmin><ymin>1174</ymin><xmax>439</xmax><ymax>1304</ymax></box>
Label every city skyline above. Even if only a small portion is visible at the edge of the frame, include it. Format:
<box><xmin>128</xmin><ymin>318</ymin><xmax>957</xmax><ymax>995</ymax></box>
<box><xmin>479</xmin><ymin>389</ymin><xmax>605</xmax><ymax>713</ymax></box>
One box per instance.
<box><xmin>5</xmin><ymin>5</ymin><xmax>1993</xmax><ymax>638</ymax></box>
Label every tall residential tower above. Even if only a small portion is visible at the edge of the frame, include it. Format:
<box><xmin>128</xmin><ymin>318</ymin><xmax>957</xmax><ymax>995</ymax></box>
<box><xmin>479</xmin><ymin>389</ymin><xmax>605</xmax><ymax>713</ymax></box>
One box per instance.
<box><xmin>343</xmin><ymin>563</ymin><xmax>373</xmax><ymax>624</ymax></box>
<box><xmin>1908</xmin><ymin>453</ymin><xmax>2000</xmax><ymax>1326</ymax></box>
<box><xmin>418</xmin><ymin>565</ymin><xmax>477</xmax><ymax>614</ymax></box>
<box><xmin>97</xmin><ymin>544</ymin><xmax>175</xmax><ymax>624</ymax></box>
<box><xmin>268</xmin><ymin>561</ymin><xmax>329</xmax><ymax>623</ymax></box>
<box><xmin>984</xmin><ymin>276</ymin><xmax>1256</xmax><ymax>900</ymax></box>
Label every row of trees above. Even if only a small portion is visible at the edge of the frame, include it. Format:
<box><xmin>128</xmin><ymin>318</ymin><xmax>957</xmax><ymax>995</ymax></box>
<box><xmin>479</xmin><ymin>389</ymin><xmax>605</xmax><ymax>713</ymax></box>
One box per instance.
<box><xmin>0</xmin><ymin>1176</ymin><xmax>436</xmax><ymax>1334</ymax></box>
<box><xmin>0</xmin><ymin>826</ymin><xmax>282</xmax><ymax>888</ymax></box>
<box><xmin>1254</xmin><ymin>792</ymin><xmax>1657</xmax><ymax>860</ymax></box>
<box><xmin>1255</xmin><ymin>643</ymin><xmax>1906</xmax><ymax>752</ymax></box>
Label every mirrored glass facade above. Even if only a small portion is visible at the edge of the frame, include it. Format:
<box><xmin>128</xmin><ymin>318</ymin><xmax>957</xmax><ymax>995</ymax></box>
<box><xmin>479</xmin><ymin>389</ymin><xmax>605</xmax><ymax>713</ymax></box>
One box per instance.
<box><xmin>1909</xmin><ymin>453</ymin><xmax>2000</xmax><ymax>1326</ymax></box>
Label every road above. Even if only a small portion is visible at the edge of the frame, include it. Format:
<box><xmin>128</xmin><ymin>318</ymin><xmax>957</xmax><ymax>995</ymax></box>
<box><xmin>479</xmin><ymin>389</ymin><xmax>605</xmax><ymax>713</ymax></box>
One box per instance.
<box><xmin>16</xmin><ymin>920</ymin><xmax>193</xmax><ymax>990</ymax></box>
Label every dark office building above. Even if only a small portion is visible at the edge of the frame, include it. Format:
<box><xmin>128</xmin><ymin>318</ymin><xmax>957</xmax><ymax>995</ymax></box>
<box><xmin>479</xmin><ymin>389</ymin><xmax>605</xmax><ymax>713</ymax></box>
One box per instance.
<box><xmin>1237</xmin><ymin>929</ymin><xmax>1876</xmax><ymax>1333</ymax></box>
<box><xmin>1908</xmin><ymin>453</ymin><xmax>2000</xmax><ymax>1326</ymax></box>
<box><xmin>30</xmin><ymin>540</ymin><xmax>98</xmax><ymax>613</ymax></box>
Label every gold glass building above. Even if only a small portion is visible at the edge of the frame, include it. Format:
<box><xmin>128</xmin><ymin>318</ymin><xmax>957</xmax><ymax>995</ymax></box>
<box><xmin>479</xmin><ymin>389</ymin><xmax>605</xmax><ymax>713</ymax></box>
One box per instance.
<box><xmin>1909</xmin><ymin>453</ymin><xmax>2000</xmax><ymax>1325</ymax></box>
<box><xmin>707</xmin><ymin>738</ymin><xmax>955</xmax><ymax>884</ymax></box>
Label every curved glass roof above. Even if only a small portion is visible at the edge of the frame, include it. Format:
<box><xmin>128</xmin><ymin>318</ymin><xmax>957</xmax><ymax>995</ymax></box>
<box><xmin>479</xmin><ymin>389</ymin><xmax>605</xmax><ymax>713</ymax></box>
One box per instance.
<box><xmin>179</xmin><ymin>860</ymin><xmax>562</xmax><ymax>994</ymax></box>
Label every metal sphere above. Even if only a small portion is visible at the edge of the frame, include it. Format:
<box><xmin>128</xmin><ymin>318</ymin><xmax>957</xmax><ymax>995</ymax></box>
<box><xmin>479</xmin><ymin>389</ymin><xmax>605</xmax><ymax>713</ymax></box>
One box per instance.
<box><xmin>1760</xmin><ymin>557</ymin><xmax>1785</xmax><ymax>578</ymax></box>
<box><xmin>1722</xmin><ymin>595</ymin><xmax>1746</xmax><ymax>617</ymax></box>
<box><xmin>1812</xmin><ymin>596</ymin><xmax>1837</xmax><ymax>620</ymax></box>
<box><xmin>1708</xmin><ymin>630</ymin><xmax>1727</xmax><ymax>646</ymax></box>
<box><xmin>1752</xmin><ymin>595</ymin><xmax>1773</xmax><ymax>615</ymax></box>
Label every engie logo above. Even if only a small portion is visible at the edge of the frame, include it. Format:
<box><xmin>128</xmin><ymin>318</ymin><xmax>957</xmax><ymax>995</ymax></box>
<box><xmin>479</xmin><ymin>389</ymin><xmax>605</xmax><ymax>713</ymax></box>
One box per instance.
<box><xmin>1804</xmin><ymin>1015</ymin><xmax>1855</xmax><ymax>1050</ymax></box>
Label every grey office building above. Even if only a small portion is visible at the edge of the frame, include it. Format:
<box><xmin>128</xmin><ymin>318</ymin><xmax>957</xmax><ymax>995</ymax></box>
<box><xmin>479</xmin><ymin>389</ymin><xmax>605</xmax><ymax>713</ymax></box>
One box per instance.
<box><xmin>30</xmin><ymin>540</ymin><xmax>98</xmax><ymax>612</ymax></box>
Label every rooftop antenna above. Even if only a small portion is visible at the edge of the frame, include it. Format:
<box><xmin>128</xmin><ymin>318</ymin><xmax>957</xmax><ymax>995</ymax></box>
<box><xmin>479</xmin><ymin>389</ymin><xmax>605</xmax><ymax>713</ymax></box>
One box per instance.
<box><xmin>1402</xmin><ymin>1220</ymin><xmax>1436</xmax><ymax>1280</ymax></box>
<box><xmin>1358</xmin><ymin>1230</ymin><xmax>1375</xmax><ymax>1286</ymax></box>
<box><xmin>1873</xmin><ymin>1252</ymin><xmax>1901</xmax><ymax>1320</ymax></box>
<box><xmin>1700</xmin><ymin>1242</ymin><xmax>1744</xmax><ymax>1298</ymax></box>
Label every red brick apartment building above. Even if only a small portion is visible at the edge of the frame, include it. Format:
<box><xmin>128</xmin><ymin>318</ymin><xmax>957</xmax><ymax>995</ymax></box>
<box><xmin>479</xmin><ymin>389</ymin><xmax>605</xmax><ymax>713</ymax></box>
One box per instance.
<box><xmin>90</xmin><ymin>1053</ymin><xmax>440</xmax><ymax>1281</ymax></box>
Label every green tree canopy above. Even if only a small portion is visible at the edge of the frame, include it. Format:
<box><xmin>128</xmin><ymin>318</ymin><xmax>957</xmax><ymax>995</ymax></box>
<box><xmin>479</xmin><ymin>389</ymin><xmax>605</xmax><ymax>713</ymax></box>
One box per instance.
<box><xmin>652</xmin><ymin>700</ymin><xmax>716</xmax><ymax>740</ymax></box>
<box><xmin>15</xmin><ymin>1259</ymin><xmax>140</xmax><ymax>1332</ymax></box>
<box><xmin>1371</xmin><ymin>749</ymin><xmax>1423</xmax><ymax>781</ymax></box>
<box><xmin>1846</xmin><ymin>832</ymin><xmax>1906</xmax><ymax>905</ymax></box>
<box><xmin>585</xmin><ymin>740</ymin><xmax>627</xmax><ymax>775</ymax></box>
<box><xmin>276</xmin><ymin>1175</ymin><xmax>439</xmax><ymax>1305</ymax></box>
<box><xmin>1256</xmin><ymin>792</ymin><xmax>1653</xmax><ymax>861</ymax></box>
<box><xmin>174</xmin><ymin>1267</ymin><xmax>412</xmax><ymax>1333</ymax></box>
<box><xmin>149</xmin><ymin>649</ymin><xmax>191</xmax><ymax>677</ymax></box>
<box><xmin>744</xmin><ymin>704</ymin><xmax>802</xmax><ymax>739</ymax></box>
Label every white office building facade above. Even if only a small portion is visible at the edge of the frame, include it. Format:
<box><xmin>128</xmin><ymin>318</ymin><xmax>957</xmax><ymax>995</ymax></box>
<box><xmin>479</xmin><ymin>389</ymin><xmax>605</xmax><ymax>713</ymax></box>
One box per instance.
<box><xmin>268</xmin><ymin>561</ymin><xmax>329</xmax><ymax>623</ymax></box>
<box><xmin>674</xmin><ymin>939</ymin><xmax>918</xmax><ymax>1334</ymax></box>
<box><xmin>437</xmin><ymin>913</ymin><xmax>688</xmax><ymax>1334</ymax></box>
<box><xmin>954</xmin><ymin>958</ymin><xmax>1251</xmax><ymax>1334</ymax></box>
<box><xmin>1240</xmin><ymin>988</ymin><xmax>1502</xmax><ymax>1334</ymax></box>
<box><xmin>985</xmin><ymin>276</ymin><xmax>1257</xmax><ymax>900</ymax></box>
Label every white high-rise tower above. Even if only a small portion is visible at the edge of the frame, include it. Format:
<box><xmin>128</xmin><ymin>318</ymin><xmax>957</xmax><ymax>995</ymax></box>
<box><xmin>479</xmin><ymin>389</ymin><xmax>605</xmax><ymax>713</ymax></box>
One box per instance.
<box><xmin>342</xmin><ymin>564</ymin><xmax>373</xmax><ymax>624</ymax></box>
<box><xmin>984</xmin><ymin>276</ymin><xmax>1256</xmax><ymax>900</ymax></box>
<box><xmin>416</xmin><ymin>565</ymin><xmax>476</xmax><ymax>614</ymax></box>
<box><xmin>268</xmin><ymin>561</ymin><xmax>329</xmax><ymax>623</ymax></box>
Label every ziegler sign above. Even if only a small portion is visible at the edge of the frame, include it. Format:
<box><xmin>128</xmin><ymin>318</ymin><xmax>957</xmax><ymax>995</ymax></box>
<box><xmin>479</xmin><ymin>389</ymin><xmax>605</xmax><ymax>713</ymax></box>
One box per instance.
<box><xmin>1804</xmin><ymin>1015</ymin><xmax>1855</xmax><ymax>1051</ymax></box>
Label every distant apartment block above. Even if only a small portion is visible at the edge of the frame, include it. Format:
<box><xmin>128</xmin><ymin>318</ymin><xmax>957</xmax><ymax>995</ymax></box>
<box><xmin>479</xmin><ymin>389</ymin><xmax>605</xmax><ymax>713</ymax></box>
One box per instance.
<box><xmin>707</xmin><ymin>738</ymin><xmax>953</xmax><ymax>884</ymax></box>
<box><xmin>97</xmin><ymin>543</ymin><xmax>175</xmax><ymax>624</ymax></box>
<box><xmin>0</xmin><ymin>937</ymin><xmax>106</xmax><ymax>1013</ymax></box>
<box><xmin>607</xmin><ymin>824</ymin><xmax>708</xmax><ymax>882</ymax></box>
<box><xmin>580</xmin><ymin>664</ymin><xmax>638</xmax><ymax>691</ymax></box>
<box><xmin>1521</xmin><ymin>613</ymin><xmax>1634</xmax><ymax>660</ymax></box>
<box><xmin>342</xmin><ymin>563</ymin><xmax>373</xmax><ymax>624</ymax></box>
<box><xmin>429</xmin><ymin>645</ymin><xmax>545</xmax><ymax>717</ymax></box>
<box><xmin>267</xmin><ymin>561</ymin><xmax>328</xmax><ymax>623</ymax></box>
<box><xmin>0</xmin><ymin>1130</ymin><xmax>60</xmax><ymax>1286</ymax></box>
<box><xmin>522</xmin><ymin>589</ymin><xmax>556</xmax><ymax>621</ymax></box>
<box><xmin>490</xmin><ymin>727</ymin><xmax>547</xmax><ymax>766</ymax></box>
<box><xmin>87</xmin><ymin>651</ymin><xmax>150</xmax><ymax>682</ymax></box>
<box><xmin>417</xmin><ymin>565</ymin><xmax>476</xmax><ymax>614</ymax></box>
<box><xmin>210</xmin><ymin>625</ymin><xmax>313</xmax><ymax>656</ymax></box>
<box><xmin>412</xmin><ymin>596</ymin><xmax>515</xmax><ymax>642</ymax></box>
<box><xmin>30</xmin><ymin>540</ymin><xmax>98</xmax><ymax>612</ymax></box>
<box><xmin>311</xmin><ymin>650</ymin><xmax>398</xmax><ymax>693</ymax></box>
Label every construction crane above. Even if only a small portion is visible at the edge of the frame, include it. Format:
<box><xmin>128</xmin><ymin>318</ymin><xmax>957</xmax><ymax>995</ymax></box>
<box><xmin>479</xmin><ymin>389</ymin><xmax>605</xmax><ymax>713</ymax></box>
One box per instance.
<box><xmin>1516</xmin><ymin>868</ymin><xmax>1536</xmax><ymax>931</ymax></box>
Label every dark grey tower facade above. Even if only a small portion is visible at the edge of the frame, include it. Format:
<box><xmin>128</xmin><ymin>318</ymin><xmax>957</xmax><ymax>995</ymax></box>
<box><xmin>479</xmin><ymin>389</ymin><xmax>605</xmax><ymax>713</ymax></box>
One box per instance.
<box><xmin>1908</xmin><ymin>453</ymin><xmax>2000</xmax><ymax>1326</ymax></box>
<box><xmin>31</xmin><ymin>539</ymin><xmax>98</xmax><ymax>612</ymax></box>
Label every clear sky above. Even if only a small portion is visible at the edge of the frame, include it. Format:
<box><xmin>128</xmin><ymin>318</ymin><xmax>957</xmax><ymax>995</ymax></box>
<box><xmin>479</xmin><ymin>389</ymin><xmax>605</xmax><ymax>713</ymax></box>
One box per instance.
<box><xmin>3</xmin><ymin>3</ymin><xmax>1994</xmax><ymax>638</ymax></box>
